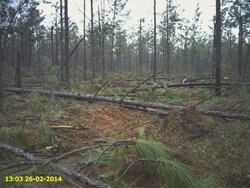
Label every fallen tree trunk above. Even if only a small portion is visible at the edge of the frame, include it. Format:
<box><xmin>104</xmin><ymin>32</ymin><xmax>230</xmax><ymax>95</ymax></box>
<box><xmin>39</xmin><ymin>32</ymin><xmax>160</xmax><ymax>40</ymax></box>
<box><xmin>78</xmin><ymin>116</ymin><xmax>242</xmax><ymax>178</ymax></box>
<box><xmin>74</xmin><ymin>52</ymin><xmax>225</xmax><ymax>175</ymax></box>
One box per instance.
<box><xmin>107</xmin><ymin>81</ymin><xmax>250</xmax><ymax>88</ymax></box>
<box><xmin>165</xmin><ymin>82</ymin><xmax>250</xmax><ymax>88</ymax></box>
<box><xmin>0</xmin><ymin>143</ymin><xmax>111</xmax><ymax>188</ymax></box>
<box><xmin>1</xmin><ymin>88</ymin><xmax>250</xmax><ymax>120</ymax></box>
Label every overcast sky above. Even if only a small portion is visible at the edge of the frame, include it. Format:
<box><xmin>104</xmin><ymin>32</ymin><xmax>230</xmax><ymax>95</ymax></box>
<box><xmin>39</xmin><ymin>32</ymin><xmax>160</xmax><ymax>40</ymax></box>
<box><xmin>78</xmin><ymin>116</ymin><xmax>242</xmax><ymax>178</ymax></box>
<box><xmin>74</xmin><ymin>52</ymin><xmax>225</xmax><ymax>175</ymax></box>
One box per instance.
<box><xmin>39</xmin><ymin>0</ymin><xmax>216</xmax><ymax>34</ymax></box>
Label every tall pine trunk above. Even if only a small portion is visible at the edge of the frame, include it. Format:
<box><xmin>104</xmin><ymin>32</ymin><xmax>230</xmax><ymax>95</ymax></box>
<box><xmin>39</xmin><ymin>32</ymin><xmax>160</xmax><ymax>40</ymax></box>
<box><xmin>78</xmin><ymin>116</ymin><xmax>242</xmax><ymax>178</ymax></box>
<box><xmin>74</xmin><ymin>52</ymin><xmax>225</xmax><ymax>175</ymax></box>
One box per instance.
<box><xmin>238</xmin><ymin>16</ymin><xmax>243</xmax><ymax>77</ymax></box>
<box><xmin>153</xmin><ymin>0</ymin><xmax>157</xmax><ymax>81</ymax></box>
<box><xmin>64</xmin><ymin>0</ymin><xmax>69</xmax><ymax>83</ymax></box>
<box><xmin>215</xmin><ymin>0</ymin><xmax>221</xmax><ymax>96</ymax></box>
<box><xmin>90</xmin><ymin>0</ymin><xmax>95</xmax><ymax>78</ymax></box>
<box><xmin>60</xmin><ymin>0</ymin><xmax>64</xmax><ymax>81</ymax></box>
<box><xmin>83</xmin><ymin>0</ymin><xmax>87</xmax><ymax>80</ymax></box>
<box><xmin>101</xmin><ymin>0</ymin><xmax>106</xmax><ymax>79</ymax></box>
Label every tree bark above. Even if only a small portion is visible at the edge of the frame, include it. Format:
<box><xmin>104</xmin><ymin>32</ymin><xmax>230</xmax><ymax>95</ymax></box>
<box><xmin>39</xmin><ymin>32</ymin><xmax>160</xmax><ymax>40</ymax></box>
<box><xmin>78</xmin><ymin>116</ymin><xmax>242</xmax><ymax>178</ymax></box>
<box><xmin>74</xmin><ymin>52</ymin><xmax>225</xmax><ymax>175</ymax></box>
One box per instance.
<box><xmin>215</xmin><ymin>0</ymin><xmax>221</xmax><ymax>96</ymax></box>
<box><xmin>83</xmin><ymin>0</ymin><xmax>87</xmax><ymax>80</ymax></box>
<box><xmin>51</xmin><ymin>26</ymin><xmax>54</xmax><ymax>65</ymax></box>
<box><xmin>153</xmin><ymin>0</ymin><xmax>157</xmax><ymax>81</ymax></box>
<box><xmin>110</xmin><ymin>0</ymin><xmax>118</xmax><ymax>72</ymax></box>
<box><xmin>55</xmin><ymin>8</ymin><xmax>59</xmax><ymax>66</ymax></box>
<box><xmin>64</xmin><ymin>0</ymin><xmax>69</xmax><ymax>83</ymax></box>
<box><xmin>16</xmin><ymin>50</ymin><xmax>21</xmax><ymax>88</ymax></box>
<box><xmin>0</xmin><ymin>32</ymin><xmax>3</xmax><ymax>87</ymax></box>
<box><xmin>166</xmin><ymin>0</ymin><xmax>170</xmax><ymax>74</ymax></box>
<box><xmin>90</xmin><ymin>0</ymin><xmax>95</xmax><ymax>78</ymax></box>
<box><xmin>60</xmin><ymin>0</ymin><xmax>64</xmax><ymax>81</ymax></box>
<box><xmin>238</xmin><ymin>16</ymin><xmax>243</xmax><ymax>77</ymax></box>
<box><xmin>101</xmin><ymin>0</ymin><xmax>106</xmax><ymax>79</ymax></box>
<box><xmin>243</xmin><ymin>44</ymin><xmax>250</xmax><ymax>79</ymax></box>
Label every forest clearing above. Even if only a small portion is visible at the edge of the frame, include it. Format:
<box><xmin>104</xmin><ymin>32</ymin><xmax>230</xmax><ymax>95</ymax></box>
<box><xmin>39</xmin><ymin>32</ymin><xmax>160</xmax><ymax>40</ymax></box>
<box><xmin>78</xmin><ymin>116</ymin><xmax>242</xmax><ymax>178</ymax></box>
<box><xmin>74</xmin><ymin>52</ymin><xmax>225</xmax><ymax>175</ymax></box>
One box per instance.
<box><xmin>0</xmin><ymin>0</ymin><xmax>250</xmax><ymax>187</ymax></box>
<box><xmin>1</xmin><ymin>77</ymin><xmax>250</xmax><ymax>188</ymax></box>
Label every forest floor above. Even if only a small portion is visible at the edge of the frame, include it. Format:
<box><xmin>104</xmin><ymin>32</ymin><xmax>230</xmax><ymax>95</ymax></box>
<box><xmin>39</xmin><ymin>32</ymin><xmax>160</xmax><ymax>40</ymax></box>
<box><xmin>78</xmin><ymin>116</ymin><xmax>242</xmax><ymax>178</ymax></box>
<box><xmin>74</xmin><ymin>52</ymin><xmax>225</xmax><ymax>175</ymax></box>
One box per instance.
<box><xmin>0</xmin><ymin>82</ymin><xmax>250</xmax><ymax>188</ymax></box>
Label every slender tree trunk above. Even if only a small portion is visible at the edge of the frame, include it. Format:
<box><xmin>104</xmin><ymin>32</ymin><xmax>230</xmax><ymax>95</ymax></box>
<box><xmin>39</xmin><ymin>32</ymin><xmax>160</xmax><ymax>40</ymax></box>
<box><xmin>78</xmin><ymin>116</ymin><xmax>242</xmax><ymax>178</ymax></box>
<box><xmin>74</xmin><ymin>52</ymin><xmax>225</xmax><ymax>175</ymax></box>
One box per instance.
<box><xmin>90</xmin><ymin>0</ymin><xmax>95</xmax><ymax>78</ymax></box>
<box><xmin>166</xmin><ymin>0</ymin><xmax>170</xmax><ymax>74</ymax></box>
<box><xmin>238</xmin><ymin>16</ymin><xmax>243</xmax><ymax>77</ymax></box>
<box><xmin>139</xmin><ymin>19</ymin><xmax>143</xmax><ymax>75</ymax></box>
<box><xmin>55</xmin><ymin>10</ymin><xmax>59</xmax><ymax>66</ymax></box>
<box><xmin>212</xmin><ymin>22</ymin><xmax>215</xmax><ymax>79</ymax></box>
<box><xmin>37</xmin><ymin>47</ymin><xmax>41</xmax><ymax>76</ymax></box>
<box><xmin>98</xmin><ymin>7</ymin><xmax>101</xmax><ymax>74</ymax></box>
<box><xmin>28</xmin><ymin>30</ymin><xmax>32</xmax><ymax>73</ymax></box>
<box><xmin>0</xmin><ymin>32</ymin><xmax>3</xmax><ymax>87</ymax></box>
<box><xmin>163</xmin><ymin>35</ymin><xmax>166</xmax><ymax>71</ymax></box>
<box><xmin>16</xmin><ymin>50</ymin><xmax>21</xmax><ymax>88</ymax></box>
<box><xmin>215</xmin><ymin>0</ymin><xmax>221</xmax><ymax>96</ymax></box>
<box><xmin>64</xmin><ymin>0</ymin><xmax>69</xmax><ymax>83</ymax></box>
<box><xmin>243</xmin><ymin>44</ymin><xmax>250</xmax><ymax>79</ymax></box>
<box><xmin>60</xmin><ymin>0</ymin><xmax>64</xmax><ymax>81</ymax></box>
<box><xmin>153</xmin><ymin>0</ymin><xmax>157</xmax><ymax>81</ymax></box>
<box><xmin>110</xmin><ymin>0</ymin><xmax>118</xmax><ymax>72</ymax></box>
<box><xmin>51</xmin><ymin>26</ymin><xmax>54</xmax><ymax>65</ymax></box>
<box><xmin>128</xmin><ymin>45</ymin><xmax>131</xmax><ymax>72</ymax></box>
<box><xmin>83</xmin><ymin>0</ymin><xmax>87</xmax><ymax>80</ymax></box>
<box><xmin>228</xmin><ymin>27</ymin><xmax>232</xmax><ymax>57</ymax></box>
<box><xmin>184</xmin><ymin>41</ymin><xmax>187</xmax><ymax>72</ymax></box>
<box><xmin>74</xmin><ymin>46</ymin><xmax>79</xmax><ymax>82</ymax></box>
<box><xmin>101</xmin><ymin>0</ymin><xmax>106</xmax><ymax>79</ymax></box>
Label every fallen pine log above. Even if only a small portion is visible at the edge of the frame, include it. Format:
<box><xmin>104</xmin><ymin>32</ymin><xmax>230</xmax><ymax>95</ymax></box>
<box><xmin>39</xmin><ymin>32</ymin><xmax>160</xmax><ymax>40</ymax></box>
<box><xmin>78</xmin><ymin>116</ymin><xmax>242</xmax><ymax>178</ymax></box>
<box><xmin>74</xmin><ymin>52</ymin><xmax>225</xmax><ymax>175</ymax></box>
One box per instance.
<box><xmin>165</xmin><ymin>82</ymin><xmax>250</xmax><ymax>88</ymax></box>
<box><xmin>1</xmin><ymin>87</ymin><xmax>250</xmax><ymax>121</ymax></box>
<box><xmin>101</xmin><ymin>81</ymin><xmax>250</xmax><ymax>87</ymax></box>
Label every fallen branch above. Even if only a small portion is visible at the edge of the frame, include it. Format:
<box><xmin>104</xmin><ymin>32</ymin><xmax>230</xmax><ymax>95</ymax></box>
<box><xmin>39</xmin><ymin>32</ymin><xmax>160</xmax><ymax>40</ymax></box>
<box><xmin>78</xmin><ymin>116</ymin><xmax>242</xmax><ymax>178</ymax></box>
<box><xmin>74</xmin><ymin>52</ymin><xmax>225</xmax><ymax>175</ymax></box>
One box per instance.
<box><xmin>0</xmin><ymin>143</ymin><xmax>111</xmax><ymax>188</ymax></box>
<box><xmin>0</xmin><ymin>162</ymin><xmax>40</xmax><ymax>171</ymax></box>
<box><xmin>91</xmin><ymin>81</ymin><xmax>109</xmax><ymax>100</ymax></box>
<box><xmin>222</xmin><ymin>98</ymin><xmax>250</xmax><ymax>111</ymax></box>
<box><xmin>194</xmin><ymin>87</ymin><xmax>230</xmax><ymax>107</ymax></box>
<box><xmin>116</xmin><ymin>159</ymin><xmax>166</xmax><ymax>187</ymax></box>
<box><xmin>48</xmin><ymin>140</ymin><xmax>135</xmax><ymax>164</ymax></box>
<box><xmin>0</xmin><ymin>144</ymin><xmax>39</xmax><ymax>162</ymax></box>
<box><xmin>1</xmin><ymin>88</ymin><xmax>250</xmax><ymax>120</ymax></box>
<box><xmin>87</xmin><ymin>141</ymin><xmax>133</xmax><ymax>176</ymax></box>
<box><xmin>119</xmin><ymin>72</ymin><xmax>161</xmax><ymax>103</ymax></box>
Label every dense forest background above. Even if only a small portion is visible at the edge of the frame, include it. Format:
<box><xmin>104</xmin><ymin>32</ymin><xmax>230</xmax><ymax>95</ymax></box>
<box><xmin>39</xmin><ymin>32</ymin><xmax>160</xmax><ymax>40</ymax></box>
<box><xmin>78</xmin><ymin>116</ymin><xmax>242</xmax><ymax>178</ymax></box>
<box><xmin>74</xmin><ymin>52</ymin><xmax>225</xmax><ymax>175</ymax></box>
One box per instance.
<box><xmin>0</xmin><ymin>0</ymin><xmax>249</xmax><ymax>88</ymax></box>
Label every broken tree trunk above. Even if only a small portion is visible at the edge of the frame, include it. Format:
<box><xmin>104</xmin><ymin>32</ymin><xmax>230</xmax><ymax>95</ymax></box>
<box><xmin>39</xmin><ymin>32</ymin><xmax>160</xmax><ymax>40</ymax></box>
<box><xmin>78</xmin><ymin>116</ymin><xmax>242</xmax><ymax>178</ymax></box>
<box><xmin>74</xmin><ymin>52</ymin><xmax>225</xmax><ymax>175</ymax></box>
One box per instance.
<box><xmin>1</xmin><ymin>88</ymin><xmax>250</xmax><ymax>121</ymax></box>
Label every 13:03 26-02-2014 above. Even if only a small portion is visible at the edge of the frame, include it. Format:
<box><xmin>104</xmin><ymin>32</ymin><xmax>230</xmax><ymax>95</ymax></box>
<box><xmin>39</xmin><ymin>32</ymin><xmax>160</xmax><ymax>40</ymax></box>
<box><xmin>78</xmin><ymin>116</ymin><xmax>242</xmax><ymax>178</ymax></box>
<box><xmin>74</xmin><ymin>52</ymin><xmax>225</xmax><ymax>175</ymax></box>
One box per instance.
<box><xmin>4</xmin><ymin>175</ymin><xmax>63</xmax><ymax>183</ymax></box>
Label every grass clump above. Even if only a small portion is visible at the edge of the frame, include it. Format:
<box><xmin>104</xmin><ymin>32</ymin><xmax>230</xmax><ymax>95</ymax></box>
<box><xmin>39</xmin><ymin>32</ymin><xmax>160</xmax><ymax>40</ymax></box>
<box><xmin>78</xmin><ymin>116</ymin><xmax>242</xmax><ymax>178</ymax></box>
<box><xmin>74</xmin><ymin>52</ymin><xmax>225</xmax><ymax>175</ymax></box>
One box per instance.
<box><xmin>0</xmin><ymin>127</ymin><xmax>14</xmax><ymax>145</ymax></box>
<box><xmin>135</xmin><ymin>139</ymin><xmax>220</xmax><ymax>188</ymax></box>
<box><xmin>164</xmin><ymin>86</ymin><xmax>174</xmax><ymax>100</ymax></box>
<box><xmin>196</xmin><ymin>89</ymin><xmax>210</xmax><ymax>101</ymax></box>
<box><xmin>0</xmin><ymin>127</ymin><xmax>27</xmax><ymax>149</ymax></box>
<box><xmin>139</xmin><ymin>86</ymin><xmax>153</xmax><ymax>101</ymax></box>
<box><xmin>37</xmin><ymin>121</ymin><xmax>54</xmax><ymax>146</ymax></box>
<box><xmin>14</xmin><ymin>127</ymin><xmax>27</xmax><ymax>149</ymax></box>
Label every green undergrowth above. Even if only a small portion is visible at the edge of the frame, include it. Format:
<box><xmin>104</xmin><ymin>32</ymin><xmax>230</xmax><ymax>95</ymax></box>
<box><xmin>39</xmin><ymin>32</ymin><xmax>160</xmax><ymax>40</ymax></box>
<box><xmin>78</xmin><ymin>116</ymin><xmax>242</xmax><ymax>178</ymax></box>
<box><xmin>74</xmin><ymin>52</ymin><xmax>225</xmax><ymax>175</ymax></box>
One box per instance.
<box><xmin>38</xmin><ymin>121</ymin><xmax>54</xmax><ymax>146</ymax></box>
<box><xmin>0</xmin><ymin>127</ymin><xmax>27</xmax><ymax>149</ymax></box>
<box><xmin>0</xmin><ymin>121</ymin><xmax>55</xmax><ymax>148</ymax></box>
<box><xmin>78</xmin><ymin>139</ymin><xmax>220</xmax><ymax>188</ymax></box>
<box><xmin>0</xmin><ymin>92</ymin><xmax>86</xmax><ymax>120</ymax></box>
<box><xmin>137</xmin><ymin>85</ymin><xmax>188</xmax><ymax>104</ymax></box>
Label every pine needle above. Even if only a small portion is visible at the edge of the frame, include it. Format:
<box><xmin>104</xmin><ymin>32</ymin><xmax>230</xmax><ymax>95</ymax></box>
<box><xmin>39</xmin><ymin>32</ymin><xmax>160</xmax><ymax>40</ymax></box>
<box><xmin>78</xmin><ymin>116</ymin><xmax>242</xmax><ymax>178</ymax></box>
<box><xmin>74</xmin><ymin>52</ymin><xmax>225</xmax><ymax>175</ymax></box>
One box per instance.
<box><xmin>135</xmin><ymin>139</ymin><xmax>204</xmax><ymax>188</ymax></box>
